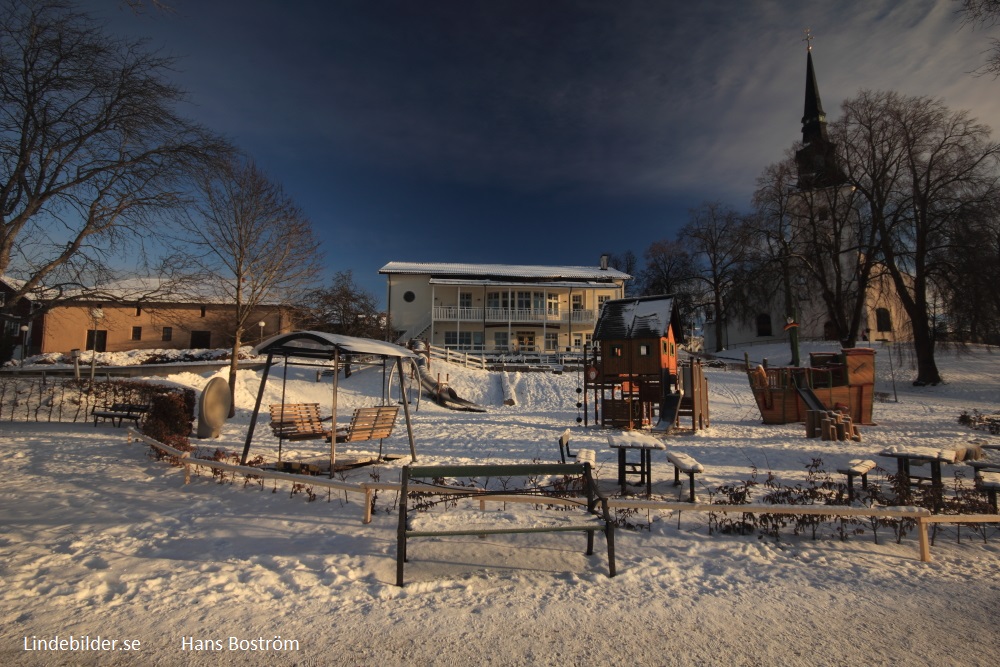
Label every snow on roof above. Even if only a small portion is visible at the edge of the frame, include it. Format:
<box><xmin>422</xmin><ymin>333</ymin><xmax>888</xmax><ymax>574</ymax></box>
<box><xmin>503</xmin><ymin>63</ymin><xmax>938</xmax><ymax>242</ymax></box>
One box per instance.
<box><xmin>593</xmin><ymin>295</ymin><xmax>677</xmax><ymax>340</ymax></box>
<box><xmin>379</xmin><ymin>261</ymin><xmax>631</xmax><ymax>281</ymax></box>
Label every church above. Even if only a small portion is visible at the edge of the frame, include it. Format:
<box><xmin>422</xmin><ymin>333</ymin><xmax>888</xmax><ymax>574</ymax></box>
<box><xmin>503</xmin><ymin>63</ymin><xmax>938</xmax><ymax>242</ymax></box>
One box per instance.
<box><xmin>705</xmin><ymin>39</ymin><xmax>911</xmax><ymax>353</ymax></box>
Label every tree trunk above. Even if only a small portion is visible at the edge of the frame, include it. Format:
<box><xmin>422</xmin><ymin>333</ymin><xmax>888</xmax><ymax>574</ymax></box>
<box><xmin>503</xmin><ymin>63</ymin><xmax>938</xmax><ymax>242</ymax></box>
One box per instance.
<box><xmin>909</xmin><ymin>318</ymin><xmax>942</xmax><ymax>386</ymax></box>
<box><xmin>228</xmin><ymin>331</ymin><xmax>241</xmax><ymax>418</ymax></box>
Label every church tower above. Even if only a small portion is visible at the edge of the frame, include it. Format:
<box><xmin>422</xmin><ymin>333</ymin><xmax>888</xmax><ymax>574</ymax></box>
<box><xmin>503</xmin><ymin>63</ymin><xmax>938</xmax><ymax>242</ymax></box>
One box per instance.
<box><xmin>794</xmin><ymin>37</ymin><xmax>846</xmax><ymax>190</ymax></box>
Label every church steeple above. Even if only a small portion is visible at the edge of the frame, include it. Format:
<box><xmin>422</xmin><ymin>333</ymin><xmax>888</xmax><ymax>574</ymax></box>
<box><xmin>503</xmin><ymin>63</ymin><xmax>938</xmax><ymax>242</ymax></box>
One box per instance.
<box><xmin>794</xmin><ymin>32</ymin><xmax>845</xmax><ymax>190</ymax></box>
<box><xmin>801</xmin><ymin>47</ymin><xmax>829</xmax><ymax>146</ymax></box>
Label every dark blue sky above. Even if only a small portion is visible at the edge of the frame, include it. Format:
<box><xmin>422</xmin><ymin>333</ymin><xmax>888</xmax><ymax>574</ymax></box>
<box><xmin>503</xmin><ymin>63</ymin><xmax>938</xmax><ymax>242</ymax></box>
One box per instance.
<box><xmin>85</xmin><ymin>1</ymin><xmax>999</xmax><ymax>302</ymax></box>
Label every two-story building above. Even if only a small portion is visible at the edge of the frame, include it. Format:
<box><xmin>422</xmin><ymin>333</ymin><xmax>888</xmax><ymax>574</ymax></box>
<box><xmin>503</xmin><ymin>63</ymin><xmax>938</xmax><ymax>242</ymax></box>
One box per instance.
<box><xmin>379</xmin><ymin>259</ymin><xmax>631</xmax><ymax>354</ymax></box>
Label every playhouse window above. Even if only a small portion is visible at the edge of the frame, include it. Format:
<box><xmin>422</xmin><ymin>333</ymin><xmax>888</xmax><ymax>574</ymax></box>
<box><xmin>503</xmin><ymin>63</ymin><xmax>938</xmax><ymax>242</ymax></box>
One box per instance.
<box><xmin>611</xmin><ymin>344</ymin><xmax>623</xmax><ymax>357</ymax></box>
<box><xmin>639</xmin><ymin>344</ymin><xmax>650</xmax><ymax>356</ymax></box>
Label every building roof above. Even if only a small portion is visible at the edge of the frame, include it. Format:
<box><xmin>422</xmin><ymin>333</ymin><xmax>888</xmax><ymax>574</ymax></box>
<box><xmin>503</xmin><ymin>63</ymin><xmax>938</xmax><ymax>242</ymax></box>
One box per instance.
<box><xmin>592</xmin><ymin>295</ymin><xmax>678</xmax><ymax>341</ymax></box>
<box><xmin>379</xmin><ymin>261</ymin><xmax>631</xmax><ymax>282</ymax></box>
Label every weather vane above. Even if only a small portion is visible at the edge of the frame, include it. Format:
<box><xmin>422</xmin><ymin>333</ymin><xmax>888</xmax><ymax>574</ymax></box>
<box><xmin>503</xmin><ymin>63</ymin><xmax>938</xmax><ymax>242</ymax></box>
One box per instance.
<box><xmin>803</xmin><ymin>28</ymin><xmax>814</xmax><ymax>51</ymax></box>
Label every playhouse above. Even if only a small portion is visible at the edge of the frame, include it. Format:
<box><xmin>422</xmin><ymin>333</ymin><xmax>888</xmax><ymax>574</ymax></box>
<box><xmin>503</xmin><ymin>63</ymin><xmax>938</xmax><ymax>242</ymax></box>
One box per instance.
<box><xmin>584</xmin><ymin>295</ymin><xmax>708</xmax><ymax>431</ymax></box>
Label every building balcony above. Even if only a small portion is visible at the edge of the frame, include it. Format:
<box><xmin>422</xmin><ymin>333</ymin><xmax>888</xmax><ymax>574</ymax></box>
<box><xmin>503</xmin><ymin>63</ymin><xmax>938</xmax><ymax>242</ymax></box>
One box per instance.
<box><xmin>432</xmin><ymin>306</ymin><xmax>597</xmax><ymax>324</ymax></box>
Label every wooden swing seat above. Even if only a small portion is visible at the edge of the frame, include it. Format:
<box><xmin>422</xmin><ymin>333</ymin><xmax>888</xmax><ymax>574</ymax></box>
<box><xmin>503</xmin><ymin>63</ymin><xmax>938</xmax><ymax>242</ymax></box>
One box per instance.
<box><xmin>268</xmin><ymin>403</ymin><xmax>398</xmax><ymax>443</ymax></box>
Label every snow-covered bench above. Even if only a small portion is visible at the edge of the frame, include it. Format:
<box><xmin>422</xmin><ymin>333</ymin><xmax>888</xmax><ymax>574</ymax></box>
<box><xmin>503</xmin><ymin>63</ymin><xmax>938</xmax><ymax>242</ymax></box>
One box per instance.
<box><xmin>556</xmin><ymin>428</ymin><xmax>595</xmax><ymax>467</ymax></box>
<box><xmin>92</xmin><ymin>402</ymin><xmax>149</xmax><ymax>428</ymax></box>
<box><xmin>666</xmin><ymin>451</ymin><xmax>704</xmax><ymax>502</ymax></box>
<box><xmin>396</xmin><ymin>462</ymin><xmax>616</xmax><ymax>586</ymax></box>
<box><xmin>837</xmin><ymin>459</ymin><xmax>877</xmax><ymax>502</ymax></box>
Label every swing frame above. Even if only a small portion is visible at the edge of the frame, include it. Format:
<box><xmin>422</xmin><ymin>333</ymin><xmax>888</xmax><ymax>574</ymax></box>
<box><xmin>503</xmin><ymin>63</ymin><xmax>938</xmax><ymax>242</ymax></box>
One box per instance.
<box><xmin>240</xmin><ymin>331</ymin><xmax>421</xmax><ymax>476</ymax></box>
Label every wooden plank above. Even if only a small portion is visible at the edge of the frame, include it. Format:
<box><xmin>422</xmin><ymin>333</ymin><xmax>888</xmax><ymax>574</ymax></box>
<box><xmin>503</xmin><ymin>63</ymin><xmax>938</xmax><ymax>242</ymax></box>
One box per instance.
<box><xmin>406</xmin><ymin>463</ymin><xmax>586</xmax><ymax>479</ymax></box>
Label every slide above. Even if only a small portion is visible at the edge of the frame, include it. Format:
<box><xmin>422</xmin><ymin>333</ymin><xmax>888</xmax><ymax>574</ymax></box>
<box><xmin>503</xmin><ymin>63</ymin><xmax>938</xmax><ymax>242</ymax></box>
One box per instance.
<box><xmin>652</xmin><ymin>391</ymin><xmax>682</xmax><ymax>432</ymax></box>
<box><xmin>795</xmin><ymin>385</ymin><xmax>826</xmax><ymax>413</ymax></box>
<box><xmin>413</xmin><ymin>358</ymin><xmax>487</xmax><ymax>413</ymax></box>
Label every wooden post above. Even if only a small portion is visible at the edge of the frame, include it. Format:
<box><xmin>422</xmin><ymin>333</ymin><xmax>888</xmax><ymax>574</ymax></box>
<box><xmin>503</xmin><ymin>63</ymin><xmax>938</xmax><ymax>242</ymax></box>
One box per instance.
<box><xmin>918</xmin><ymin>517</ymin><xmax>931</xmax><ymax>562</ymax></box>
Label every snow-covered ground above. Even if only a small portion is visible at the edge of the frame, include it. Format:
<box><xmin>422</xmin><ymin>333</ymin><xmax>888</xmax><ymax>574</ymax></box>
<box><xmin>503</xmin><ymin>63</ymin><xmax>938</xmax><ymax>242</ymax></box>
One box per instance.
<box><xmin>2</xmin><ymin>341</ymin><xmax>999</xmax><ymax>666</ymax></box>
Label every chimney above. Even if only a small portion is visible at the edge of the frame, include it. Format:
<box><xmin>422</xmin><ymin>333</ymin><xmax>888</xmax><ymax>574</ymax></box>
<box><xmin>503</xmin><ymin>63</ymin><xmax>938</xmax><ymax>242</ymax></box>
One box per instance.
<box><xmin>600</xmin><ymin>254</ymin><xmax>609</xmax><ymax>271</ymax></box>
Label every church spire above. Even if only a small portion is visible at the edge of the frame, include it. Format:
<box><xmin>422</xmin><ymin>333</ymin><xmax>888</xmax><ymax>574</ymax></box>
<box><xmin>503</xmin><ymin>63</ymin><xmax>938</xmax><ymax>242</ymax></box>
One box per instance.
<box><xmin>794</xmin><ymin>30</ymin><xmax>844</xmax><ymax>189</ymax></box>
<box><xmin>801</xmin><ymin>33</ymin><xmax>828</xmax><ymax>146</ymax></box>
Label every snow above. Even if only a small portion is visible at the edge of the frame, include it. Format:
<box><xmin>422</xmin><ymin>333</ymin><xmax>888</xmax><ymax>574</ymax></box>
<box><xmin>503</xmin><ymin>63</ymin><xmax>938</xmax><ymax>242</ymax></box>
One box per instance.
<box><xmin>2</xmin><ymin>341</ymin><xmax>1000</xmax><ymax>666</ymax></box>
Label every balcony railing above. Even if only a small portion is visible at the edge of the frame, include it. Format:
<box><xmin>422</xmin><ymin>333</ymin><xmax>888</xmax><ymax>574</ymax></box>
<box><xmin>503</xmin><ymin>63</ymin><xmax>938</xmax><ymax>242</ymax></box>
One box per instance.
<box><xmin>433</xmin><ymin>306</ymin><xmax>596</xmax><ymax>324</ymax></box>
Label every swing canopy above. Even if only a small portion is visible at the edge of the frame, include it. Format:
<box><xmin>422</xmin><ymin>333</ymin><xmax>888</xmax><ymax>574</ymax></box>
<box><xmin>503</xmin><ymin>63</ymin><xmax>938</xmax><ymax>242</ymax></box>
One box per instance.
<box><xmin>253</xmin><ymin>331</ymin><xmax>418</xmax><ymax>362</ymax></box>
<box><xmin>240</xmin><ymin>331</ymin><xmax>419</xmax><ymax>470</ymax></box>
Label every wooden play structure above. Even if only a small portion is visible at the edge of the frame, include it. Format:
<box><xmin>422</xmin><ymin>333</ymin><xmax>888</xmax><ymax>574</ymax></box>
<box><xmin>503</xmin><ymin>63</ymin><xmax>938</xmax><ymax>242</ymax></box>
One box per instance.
<box><xmin>584</xmin><ymin>295</ymin><xmax>709</xmax><ymax>432</ymax></box>
<box><xmin>745</xmin><ymin>348</ymin><xmax>876</xmax><ymax>425</ymax></box>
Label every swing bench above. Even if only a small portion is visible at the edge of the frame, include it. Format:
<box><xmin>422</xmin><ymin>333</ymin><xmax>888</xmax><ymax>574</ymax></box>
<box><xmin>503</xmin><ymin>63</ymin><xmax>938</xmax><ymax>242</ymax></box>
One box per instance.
<box><xmin>269</xmin><ymin>403</ymin><xmax>399</xmax><ymax>443</ymax></box>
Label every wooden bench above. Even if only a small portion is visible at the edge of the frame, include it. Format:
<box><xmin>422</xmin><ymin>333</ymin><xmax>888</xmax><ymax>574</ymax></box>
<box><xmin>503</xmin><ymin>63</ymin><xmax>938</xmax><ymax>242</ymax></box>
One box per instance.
<box><xmin>970</xmin><ymin>463</ymin><xmax>1000</xmax><ymax>512</ymax></box>
<box><xmin>396</xmin><ymin>462</ymin><xmax>616</xmax><ymax>586</ymax></box>
<box><xmin>556</xmin><ymin>428</ymin><xmax>595</xmax><ymax>467</ymax></box>
<box><xmin>268</xmin><ymin>404</ymin><xmax>399</xmax><ymax>443</ymax></box>
<box><xmin>665</xmin><ymin>451</ymin><xmax>704</xmax><ymax>502</ymax></box>
<box><xmin>92</xmin><ymin>403</ymin><xmax>149</xmax><ymax>428</ymax></box>
<box><xmin>837</xmin><ymin>459</ymin><xmax>877</xmax><ymax>502</ymax></box>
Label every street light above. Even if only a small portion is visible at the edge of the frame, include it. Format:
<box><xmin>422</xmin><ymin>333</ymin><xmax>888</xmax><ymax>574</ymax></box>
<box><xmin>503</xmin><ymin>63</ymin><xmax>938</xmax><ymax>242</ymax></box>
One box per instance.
<box><xmin>19</xmin><ymin>324</ymin><xmax>28</xmax><ymax>363</ymax></box>
<box><xmin>71</xmin><ymin>348</ymin><xmax>81</xmax><ymax>381</ymax></box>
<box><xmin>258</xmin><ymin>320</ymin><xmax>266</xmax><ymax>343</ymax></box>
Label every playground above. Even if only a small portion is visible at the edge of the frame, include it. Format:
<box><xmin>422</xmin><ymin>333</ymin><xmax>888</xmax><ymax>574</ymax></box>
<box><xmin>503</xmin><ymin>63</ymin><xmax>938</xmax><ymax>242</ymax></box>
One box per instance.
<box><xmin>1</xmin><ymin>340</ymin><xmax>999</xmax><ymax>665</ymax></box>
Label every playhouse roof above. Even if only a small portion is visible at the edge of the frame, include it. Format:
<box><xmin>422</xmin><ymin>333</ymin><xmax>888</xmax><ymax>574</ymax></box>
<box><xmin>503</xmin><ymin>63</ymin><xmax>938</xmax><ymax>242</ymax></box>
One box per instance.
<box><xmin>592</xmin><ymin>295</ymin><xmax>678</xmax><ymax>341</ymax></box>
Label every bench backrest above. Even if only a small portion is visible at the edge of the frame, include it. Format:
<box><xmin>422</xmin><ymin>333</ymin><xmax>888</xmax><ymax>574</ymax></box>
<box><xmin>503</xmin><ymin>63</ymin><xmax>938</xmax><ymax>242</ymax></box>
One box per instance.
<box><xmin>269</xmin><ymin>403</ymin><xmax>321</xmax><ymax>424</ymax></box>
<box><xmin>343</xmin><ymin>406</ymin><xmax>398</xmax><ymax>442</ymax></box>
<box><xmin>405</xmin><ymin>462</ymin><xmax>588</xmax><ymax>481</ymax></box>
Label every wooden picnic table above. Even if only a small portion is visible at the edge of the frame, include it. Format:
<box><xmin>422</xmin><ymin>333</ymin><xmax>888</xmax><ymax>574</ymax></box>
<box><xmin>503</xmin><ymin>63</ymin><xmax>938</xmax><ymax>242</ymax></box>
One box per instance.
<box><xmin>878</xmin><ymin>445</ymin><xmax>964</xmax><ymax>511</ymax></box>
<box><xmin>606</xmin><ymin>431</ymin><xmax>666</xmax><ymax>496</ymax></box>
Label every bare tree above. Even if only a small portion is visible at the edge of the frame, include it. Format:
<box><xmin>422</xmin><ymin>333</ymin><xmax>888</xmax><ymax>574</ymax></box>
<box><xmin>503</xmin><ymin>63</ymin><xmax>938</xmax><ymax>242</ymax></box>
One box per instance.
<box><xmin>302</xmin><ymin>271</ymin><xmax>384</xmax><ymax>339</ymax></box>
<box><xmin>838</xmin><ymin>90</ymin><xmax>1000</xmax><ymax>384</ymax></box>
<box><xmin>0</xmin><ymin>0</ymin><xmax>225</xmax><ymax>320</ymax></box>
<box><xmin>752</xmin><ymin>154</ymin><xmax>877</xmax><ymax>353</ymax></box>
<box><xmin>177</xmin><ymin>155</ymin><xmax>323</xmax><ymax>414</ymax></box>
<box><xmin>679</xmin><ymin>202</ymin><xmax>755</xmax><ymax>353</ymax></box>
<box><xmin>959</xmin><ymin>0</ymin><xmax>1000</xmax><ymax>76</ymax></box>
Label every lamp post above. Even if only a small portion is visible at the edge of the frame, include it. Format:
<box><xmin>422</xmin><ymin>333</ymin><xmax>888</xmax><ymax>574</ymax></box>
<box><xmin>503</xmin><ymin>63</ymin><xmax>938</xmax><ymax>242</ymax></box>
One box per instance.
<box><xmin>19</xmin><ymin>324</ymin><xmax>28</xmax><ymax>363</ymax></box>
<box><xmin>71</xmin><ymin>348</ymin><xmax>81</xmax><ymax>381</ymax></box>
<box><xmin>258</xmin><ymin>320</ymin><xmax>266</xmax><ymax>343</ymax></box>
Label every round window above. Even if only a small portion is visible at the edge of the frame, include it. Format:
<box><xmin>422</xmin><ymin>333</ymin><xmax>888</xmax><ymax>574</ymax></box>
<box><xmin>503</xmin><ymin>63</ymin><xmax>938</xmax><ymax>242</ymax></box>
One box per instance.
<box><xmin>403</xmin><ymin>291</ymin><xmax>415</xmax><ymax>303</ymax></box>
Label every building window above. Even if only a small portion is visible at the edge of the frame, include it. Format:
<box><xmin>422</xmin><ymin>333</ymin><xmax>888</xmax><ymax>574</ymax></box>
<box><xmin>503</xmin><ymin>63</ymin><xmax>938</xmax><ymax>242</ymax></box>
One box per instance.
<box><xmin>162</xmin><ymin>327</ymin><xmax>172</xmax><ymax>342</ymax></box>
<box><xmin>545</xmin><ymin>332</ymin><xmax>558</xmax><ymax>351</ymax></box>
<box><xmin>445</xmin><ymin>331</ymin><xmax>474</xmax><ymax>350</ymax></box>
<box><xmin>86</xmin><ymin>330</ymin><xmax>107</xmax><ymax>352</ymax></box>
<box><xmin>572</xmin><ymin>294</ymin><xmax>583</xmax><ymax>311</ymax></box>
<box><xmin>756</xmin><ymin>314</ymin><xmax>773</xmax><ymax>337</ymax></box>
<box><xmin>190</xmin><ymin>331</ymin><xmax>211</xmax><ymax>348</ymax></box>
<box><xmin>135</xmin><ymin>305</ymin><xmax>142</xmax><ymax>316</ymax></box>
<box><xmin>487</xmin><ymin>292</ymin><xmax>510</xmax><ymax>309</ymax></box>
<box><xmin>494</xmin><ymin>331</ymin><xmax>509</xmax><ymax>350</ymax></box>
<box><xmin>516</xmin><ymin>331</ymin><xmax>535</xmax><ymax>351</ymax></box>
<box><xmin>876</xmin><ymin>308</ymin><xmax>893</xmax><ymax>332</ymax></box>
<box><xmin>639</xmin><ymin>344</ymin><xmax>650</xmax><ymax>356</ymax></box>
<box><xmin>546</xmin><ymin>293</ymin><xmax>559</xmax><ymax>316</ymax></box>
<box><xmin>200</xmin><ymin>305</ymin><xmax>207</xmax><ymax>317</ymax></box>
<box><xmin>459</xmin><ymin>291</ymin><xmax>472</xmax><ymax>308</ymax></box>
<box><xmin>403</xmin><ymin>291</ymin><xmax>415</xmax><ymax>303</ymax></box>
<box><xmin>131</xmin><ymin>326</ymin><xmax>142</xmax><ymax>341</ymax></box>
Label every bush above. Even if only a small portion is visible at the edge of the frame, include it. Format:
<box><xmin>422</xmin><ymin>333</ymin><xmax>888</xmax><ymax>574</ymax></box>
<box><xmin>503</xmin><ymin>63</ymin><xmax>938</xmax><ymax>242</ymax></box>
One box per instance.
<box><xmin>142</xmin><ymin>392</ymin><xmax>193</xmax><ymax>450</ymax></box>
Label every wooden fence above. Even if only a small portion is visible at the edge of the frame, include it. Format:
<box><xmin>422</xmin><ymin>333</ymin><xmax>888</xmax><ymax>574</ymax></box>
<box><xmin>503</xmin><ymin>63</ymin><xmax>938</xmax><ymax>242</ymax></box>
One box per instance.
<box><xmin>130</xmin><ymin>429</ymin><xmax>1000</xmax><ymax>564</ymax></box>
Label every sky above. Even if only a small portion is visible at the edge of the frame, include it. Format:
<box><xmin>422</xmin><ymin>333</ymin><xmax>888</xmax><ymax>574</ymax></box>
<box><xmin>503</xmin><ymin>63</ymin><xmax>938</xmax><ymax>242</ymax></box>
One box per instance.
<box><xmin>80</xmin><ymin>0</ymin><xmax>1000</xmax><ymax>302</ymax></box>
